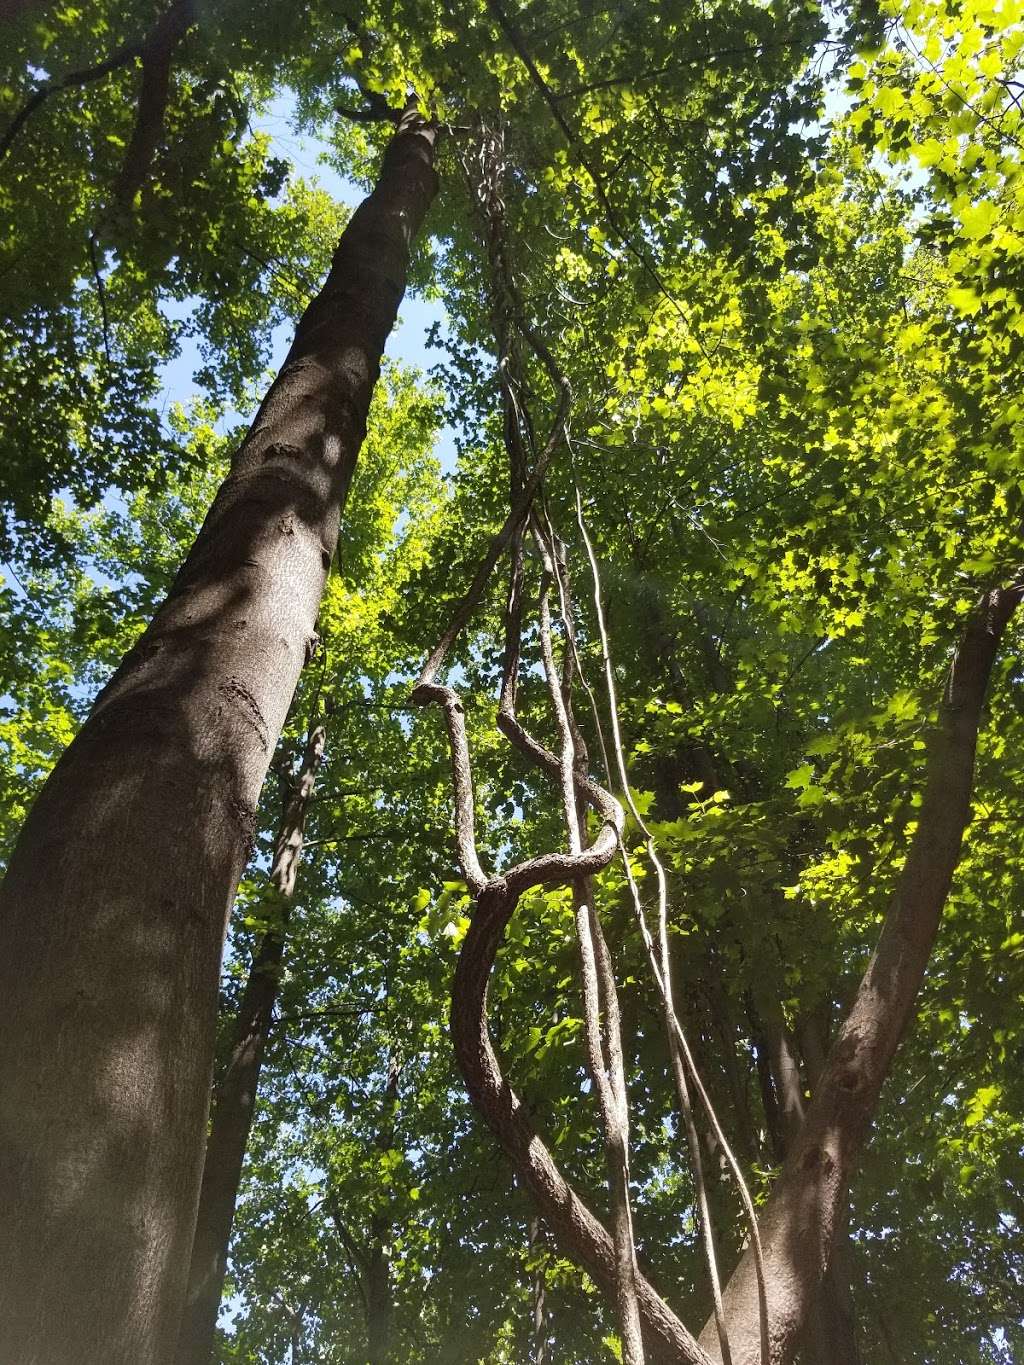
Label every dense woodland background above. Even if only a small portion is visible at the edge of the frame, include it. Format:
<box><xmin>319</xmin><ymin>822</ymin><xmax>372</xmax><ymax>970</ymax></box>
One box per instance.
<box><xmin>1</xmin><ymin>0</ymin><xmax>1024</xmax><ymax>1362</ymax></box>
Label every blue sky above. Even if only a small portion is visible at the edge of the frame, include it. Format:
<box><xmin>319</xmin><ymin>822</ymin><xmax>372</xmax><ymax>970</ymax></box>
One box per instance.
<box><xmin>155</xmin><ymin>92</ymin><xmax>454</xmax><ymax>463</ymax></box>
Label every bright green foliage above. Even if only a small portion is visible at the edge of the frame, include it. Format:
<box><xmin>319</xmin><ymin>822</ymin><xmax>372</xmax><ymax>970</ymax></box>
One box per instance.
<box><xmin>0</xmin><ymin>1</ymin><xmax>349</xmax><ymax>546</ymax></box>
<box><xmin>3</xmin><ymin>1</ymin><xmax>1024</xmax><ymax>1362</ymax></box>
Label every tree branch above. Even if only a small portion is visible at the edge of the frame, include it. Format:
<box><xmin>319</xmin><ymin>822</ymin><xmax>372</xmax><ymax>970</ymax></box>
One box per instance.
<box><xmin>87</xmin><ymin>231</ymin><xmax>111</xmax><ymax>366</ymax></box>
<box><xmin>336</xmin><ymin>89</ymin><xmax>404</xmax><ymax>125</ymax></box>
<box><xmin>112</xmin><ymin>0</ymin><xmax>196</xmax><ymax>212</ymax></box>
<box><xmin>0</xmin><ymin>40</ymin><xmax>141</xmax><ymax>164</ymax></box>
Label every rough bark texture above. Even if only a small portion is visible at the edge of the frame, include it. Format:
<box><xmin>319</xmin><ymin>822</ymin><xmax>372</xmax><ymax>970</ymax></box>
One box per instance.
<box><xmin>177</xmin><ymin>719</ymin><xmax>327</xmax><ymax>1365</ymax></box>
<box><xmin>0</xmin><ymin>109</ymin><xmax>437</xmax><ymax>1365</ymax></box>
<box><xmin>701</xmin><ymin>585</ymin><xmax>1022</xmax><ymax>1364</ymax></box>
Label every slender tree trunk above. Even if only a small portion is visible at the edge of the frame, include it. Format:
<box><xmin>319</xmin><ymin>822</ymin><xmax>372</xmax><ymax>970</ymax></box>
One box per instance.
<box><xmin>529</xmin><ymin>1216</ymin><xmax>548</xmax><ymax>1365</ymax></box>
<box><xmin>364</xmin><ymin>1227</ymin><xmax>392</xmax><ymax>1365</ymax></box>
<box><xmin>0</xmin><ymin>107</ymin><xmax>437</xmax><ymax>1365</ymax></box>
<box><xmin>176</xmin><ymin>716</ymin><xmax>328</xmax><ymax>1364</ymax></box>
<box><xmin>364</xmin><ymin>1050</ymin><xmax>401</xmax><ymax>1364</ymax></box>
<box><xmin>703</xmin><ymin>583</ymin><xmax>1022</xmax><ymax>1364</ymax></box>
<box><xmin>289</xmin><ymin>1305</ymin><xmax>304</xmax><ymax>1365</ymax></box>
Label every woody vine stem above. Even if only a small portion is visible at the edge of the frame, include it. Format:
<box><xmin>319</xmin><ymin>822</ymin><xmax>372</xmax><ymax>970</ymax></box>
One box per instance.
<box><xmin>412</xmin><ymin>117</ymin><xmax>768</xmax><ymax>1364</ymax></box>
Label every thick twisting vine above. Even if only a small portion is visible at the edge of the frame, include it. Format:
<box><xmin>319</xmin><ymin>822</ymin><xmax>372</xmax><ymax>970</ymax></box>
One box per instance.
<box><xmin>410</xmin><ymin>117</ymin><xmax>738</xmax><ymax>1365</ymax></box>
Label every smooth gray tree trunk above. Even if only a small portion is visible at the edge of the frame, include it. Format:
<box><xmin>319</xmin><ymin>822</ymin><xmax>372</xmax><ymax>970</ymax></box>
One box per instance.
<box><xmin>0</xmin><ymin>107</ymin><xmax>437</xmax><ymax>1365</ymax></box>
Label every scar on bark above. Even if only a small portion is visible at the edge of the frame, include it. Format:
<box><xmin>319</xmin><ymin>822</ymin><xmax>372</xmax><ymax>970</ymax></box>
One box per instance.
<box><xmin>218</xmin><ymin>677</ymin><xmax>270</xmax><ymax>753</ymax></box>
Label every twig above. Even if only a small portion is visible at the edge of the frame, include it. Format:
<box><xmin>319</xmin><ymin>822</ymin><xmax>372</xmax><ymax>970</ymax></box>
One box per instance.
<box><xmin>87</xmin><ymin>232</ymin><xmax>111</xmax><ymax>366</ymax></box>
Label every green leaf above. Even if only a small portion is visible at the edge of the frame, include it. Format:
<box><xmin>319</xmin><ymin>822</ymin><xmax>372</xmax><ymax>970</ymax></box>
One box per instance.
<box><xmin>784</xmin><ymin>764</ymin><xmax>815</xmax><ymax>790</ymax></box>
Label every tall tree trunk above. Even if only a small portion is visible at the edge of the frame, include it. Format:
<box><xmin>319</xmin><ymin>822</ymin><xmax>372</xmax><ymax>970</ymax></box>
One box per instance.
<box><xmin>0</xmin><ymin>107</ymin><xmax>437</xmax><ymax>1365</ymax></box>
<box><xmin>364</xmin><ymin>1224</ymin><xmax>393</xmax><ymax>1365</ymax></box>
<box><xmin>176</xmin><ymin>715</ymin><xmax>328</xmax><ymax>1364</ymax></box>
<box><xmin>529</xmin><ymin>1216</ymin><xmax>548</xmax><ymax>1365</ymax></box>
<box><xmin>703</xmin><ymin>583</ymin><xmax>1022</xmax><ymax>1364</ymax></box>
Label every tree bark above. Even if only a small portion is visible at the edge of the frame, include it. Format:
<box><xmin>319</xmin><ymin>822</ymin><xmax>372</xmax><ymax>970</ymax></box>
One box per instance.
<box><xmin>795</xmin><ymin>1214</ymin><xmax>861</xmax><ymax>1365</ymax></box>
<box><xmin>113</xmin><ymin>0</ymin><xmax>196</xmax><ymax>212</ymax></box>
<box><xmin>790</xmin><ymin>1006</ymin><xmax>861</xmax><ymax>1365</ymax></box>
<box><xmin>751</xmin><ymin>992</ymin><xmax>862</xmax><ymax>1365</ymax></box>
<box><xmin>364</xmin><ymin>1231</ymin><xmax>393</xmax><ymax>1365</ymax></box>
<box><xmin>364</xmin><ymin>1051</ymin><xmax>401</xmax><ymax>1364</ymax></box>
<box><xmin>529</xmin><ymin>1216</ymin><xmax>548</xmax><ymax>1365</ymax></box>
<box><xmin>176</xmin><ymin>716</ymin><xmax>328</xmax><ymax>1364</ymax></box>
<box><xmin>0</xmin><ymin>106</ymin><xmax>437</xmax><ymax>1365</ymax></box>
<box><xmin>703</xmin><ymin>583</ymin><xmax>1022</xmax><ymax>1364</ymax></box>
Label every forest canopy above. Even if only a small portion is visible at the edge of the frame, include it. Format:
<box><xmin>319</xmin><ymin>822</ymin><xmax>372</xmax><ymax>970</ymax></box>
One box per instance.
<box><xmin>1</xmin><ymin>1</ymin><xmax>1023</xmax><ymax>1363</ymax></box>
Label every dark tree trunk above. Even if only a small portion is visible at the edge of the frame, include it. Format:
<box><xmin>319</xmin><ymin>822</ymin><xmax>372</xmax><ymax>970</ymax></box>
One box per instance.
<box><xmin>752</xmin><ymin>990</ymin><xmax>862</xmax><ymax>1365</ymax></box>
<box><xmin>792</xmin><ymin>1006</ymin><xmax>861</xmax><ymax>1365</ymax></box>
<box><xmin>364</xmin><ymin>1052</ymin><xmax>401</xmax><ymax>1363</ymax></box>
<box><xmin>176</xmin><ymin>717</ymin><xmax>328</xmax><ymax>1364</ymax></box>
<box><xmin>529</xmin><ymin>1216</ymin><xmax>548</xmax><ymax>1365</ymax></box>
<box><xmin>796</xmin><ymin>1215</ymin><xmax>861</xmax><ymax>1365</ymax></box>
<box><xmin>0</xmin><ymin>108</ymin><xmax>437</xmax><ymax>1365</ymax></box>
<box><xmin>113</xmin><ymin>0</ymin><xmax>196</xmax><ymax>212</ymax></box>
<box><xmin>702</xmin><ymin>584</ymin><xmax>1022</xmax><ymax>1364</ymax></box>
<box><xmin>364</xmin><ymin>1230</ymin><xmax>392</xmax><ymax>1365</ymax></box>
